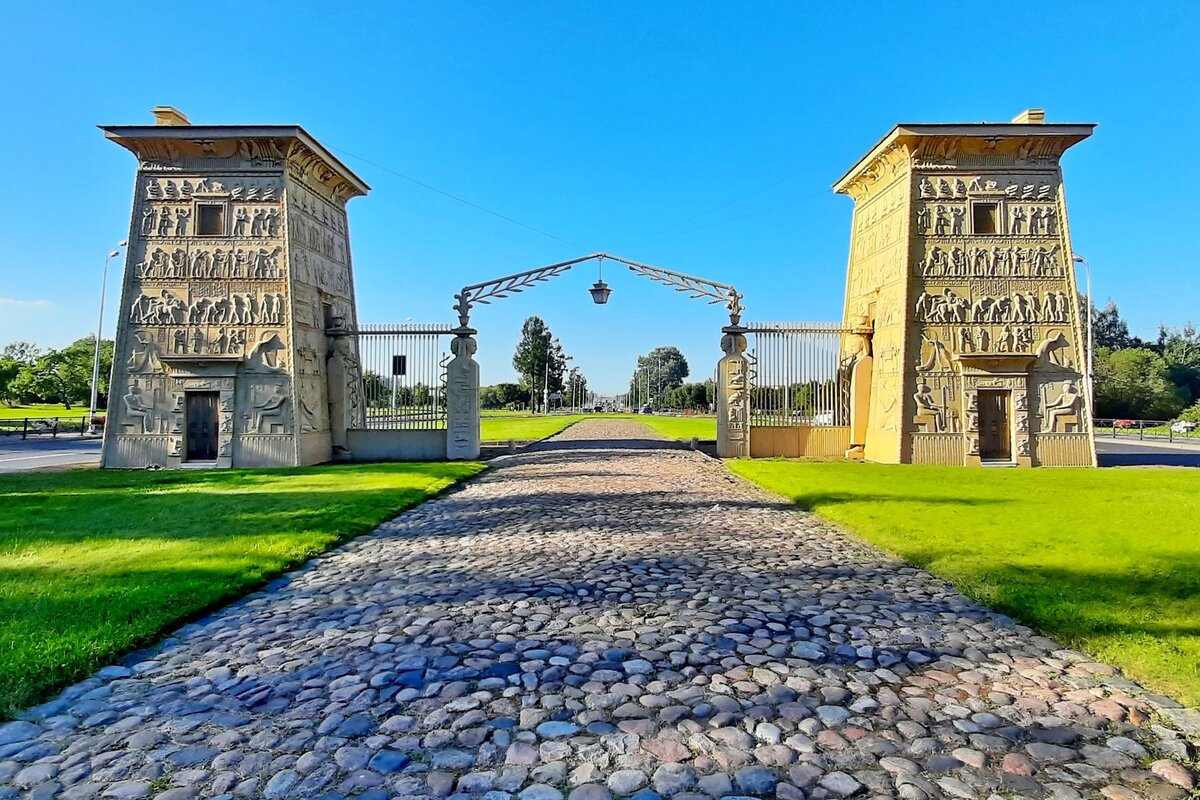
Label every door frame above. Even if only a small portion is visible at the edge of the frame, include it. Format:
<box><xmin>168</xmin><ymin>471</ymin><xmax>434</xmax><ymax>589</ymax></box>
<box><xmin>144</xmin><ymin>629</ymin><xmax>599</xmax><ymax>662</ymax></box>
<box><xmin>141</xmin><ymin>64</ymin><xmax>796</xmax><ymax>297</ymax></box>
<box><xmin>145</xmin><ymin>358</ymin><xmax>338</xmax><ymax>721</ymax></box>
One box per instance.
<box><xmin>976</xmin><ymin>388</ymin><xmax>1013</xmax><ymax>462</ymax></box>
<box><xmin>184</xmin><ymin>390</ymin><xmax>220</xmax><ymax>462</ymax></box>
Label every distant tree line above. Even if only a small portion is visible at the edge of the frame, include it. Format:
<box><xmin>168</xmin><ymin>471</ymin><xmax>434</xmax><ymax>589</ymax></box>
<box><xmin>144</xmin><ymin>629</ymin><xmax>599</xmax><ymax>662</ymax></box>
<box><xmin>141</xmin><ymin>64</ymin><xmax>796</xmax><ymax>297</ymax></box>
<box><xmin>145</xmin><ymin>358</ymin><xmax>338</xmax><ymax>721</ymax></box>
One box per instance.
<box><xmin>0</xmin><ymin>338</ymin><xmax>113</xmax><ymax>410</ymax></box>
<box><xmin>1091</xmin><ymin>301</ymin><xmax>1199</xmax><ymax>421</ymax></box>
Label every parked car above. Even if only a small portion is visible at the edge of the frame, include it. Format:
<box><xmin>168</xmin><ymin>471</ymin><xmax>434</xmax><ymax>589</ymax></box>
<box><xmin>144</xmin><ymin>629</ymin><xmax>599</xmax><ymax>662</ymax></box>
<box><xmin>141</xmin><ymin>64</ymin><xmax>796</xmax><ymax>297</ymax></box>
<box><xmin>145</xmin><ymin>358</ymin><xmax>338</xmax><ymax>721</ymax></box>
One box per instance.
<box><xmin>640</xmin><ymin>404</ymin><xmax>653</xmax><ymax>415</ymax></box>
<box><xmin>1171</xmin><ymin>420</ymin><xmax>1198</xmax><ymax>433</ymax></box>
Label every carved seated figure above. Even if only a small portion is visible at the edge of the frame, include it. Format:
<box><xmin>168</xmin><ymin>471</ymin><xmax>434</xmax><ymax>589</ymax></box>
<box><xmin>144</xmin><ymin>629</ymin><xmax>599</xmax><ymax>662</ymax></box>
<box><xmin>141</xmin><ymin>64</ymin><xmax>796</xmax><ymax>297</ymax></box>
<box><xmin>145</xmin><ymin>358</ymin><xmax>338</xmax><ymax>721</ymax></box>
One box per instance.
<box><xmin>253</xmin><ymin>385</ymin><xmax>288</xmax><ymax>433</ymax></box>
<box><xmin>122</xmin><ymin>385</ymin><xmax>153</xmax><ymax>434</ymax></box>
<box><xmin>1044</xmin><ymin>380</ymin><xmax>1083</xmax><ymax>433</ymax></box>
<box><xmin>913</xmin><ymin>381</ymin><xmax>945</xmax><ymax>433</ymax></box>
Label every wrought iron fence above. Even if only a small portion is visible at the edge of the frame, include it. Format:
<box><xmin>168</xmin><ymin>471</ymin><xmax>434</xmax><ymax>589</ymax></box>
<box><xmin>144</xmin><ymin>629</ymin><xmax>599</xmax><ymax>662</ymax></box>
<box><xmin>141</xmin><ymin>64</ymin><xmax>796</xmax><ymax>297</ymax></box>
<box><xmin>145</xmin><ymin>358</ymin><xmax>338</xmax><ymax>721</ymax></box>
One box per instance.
<box><xmin>351</xmin><ymin>324</ymin><xmax>453</xmax><ymax>430</ymax></box>
<box><xmin>744</xmin><ymin>322</ymin><xmax>851</xmax><ymax>427</ymax></box>
<box><xmin>0</xmin><ymin>416</ymin><xmax>103</xmax><ymax>438</ymax></box>
<box><xmin>1093</xmin><ymin>418</ymin><xmax>1200</xmax><ymax>442</ymax></box>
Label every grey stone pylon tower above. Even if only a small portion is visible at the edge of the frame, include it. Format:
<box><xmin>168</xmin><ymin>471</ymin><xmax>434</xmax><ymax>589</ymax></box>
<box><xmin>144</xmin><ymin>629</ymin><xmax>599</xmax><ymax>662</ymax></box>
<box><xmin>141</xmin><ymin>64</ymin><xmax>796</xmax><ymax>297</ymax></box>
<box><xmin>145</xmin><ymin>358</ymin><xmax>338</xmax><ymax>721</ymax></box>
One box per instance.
<box><xmin>101</xmin><ymin>107</ymin><xmax>369</xmax><ymax>468</ymax></box>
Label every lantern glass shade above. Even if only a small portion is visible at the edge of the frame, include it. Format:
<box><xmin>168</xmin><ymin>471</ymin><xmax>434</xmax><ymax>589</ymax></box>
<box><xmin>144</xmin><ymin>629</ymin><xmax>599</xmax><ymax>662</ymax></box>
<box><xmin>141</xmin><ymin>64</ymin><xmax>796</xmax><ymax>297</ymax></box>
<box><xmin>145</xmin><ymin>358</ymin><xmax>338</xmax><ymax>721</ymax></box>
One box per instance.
<box><xmin>589</xmin><ymin>280</ymin><xmax>612</xmax><ymax>305</ymax></box>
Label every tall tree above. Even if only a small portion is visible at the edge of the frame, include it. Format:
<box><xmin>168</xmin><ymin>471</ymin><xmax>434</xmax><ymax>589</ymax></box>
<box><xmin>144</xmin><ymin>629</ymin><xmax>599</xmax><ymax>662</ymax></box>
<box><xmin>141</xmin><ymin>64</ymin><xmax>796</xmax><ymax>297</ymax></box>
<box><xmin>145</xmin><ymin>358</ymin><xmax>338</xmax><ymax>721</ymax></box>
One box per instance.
<box><xmin>2</xmin><ymin>341</ymin><xmax>41</xmax><ymax>363</ymax></box>
<box><xmin>1157</xmin><ymin>323</ymin><xmax>1200</xmax><ymax>405</ymax></box>
<box><xmin>1092</xmin><ymin>300</ymin><xmax>1143</xmax><ymax>350</ymax></box>
<box><xmin>1093</xmin><ymin>347</ymin><xmax>1188</xmax><ymax>420</ymax></box>
<box><xmin>511</xmin><ymin>317</ymin><xmax>569</xmax><ymax>412</ymax></box>
<box><xmin>628</xmin><ymin>346</ymin><xmax>689</xmax><ymax>407</ymax></box>
<box><xmin>8</xmin><ymin>337</ymin><xmax>112</xmax><ymax>409</ymax></box>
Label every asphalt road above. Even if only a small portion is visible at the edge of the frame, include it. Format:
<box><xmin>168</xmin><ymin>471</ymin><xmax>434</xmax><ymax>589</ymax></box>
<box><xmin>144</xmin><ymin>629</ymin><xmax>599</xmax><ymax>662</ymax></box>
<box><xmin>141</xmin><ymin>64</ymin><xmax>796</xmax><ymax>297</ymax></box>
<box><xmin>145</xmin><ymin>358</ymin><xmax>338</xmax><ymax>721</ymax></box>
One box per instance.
<box><xmin>1096</xmin><ymin>436</ymin><xmax>1200</xmax><ymax>467</ymax></box>
<box><xmin>0</xmin><ymin>434</ymin><xmax>101</xmax><ymax>473</ymax></box>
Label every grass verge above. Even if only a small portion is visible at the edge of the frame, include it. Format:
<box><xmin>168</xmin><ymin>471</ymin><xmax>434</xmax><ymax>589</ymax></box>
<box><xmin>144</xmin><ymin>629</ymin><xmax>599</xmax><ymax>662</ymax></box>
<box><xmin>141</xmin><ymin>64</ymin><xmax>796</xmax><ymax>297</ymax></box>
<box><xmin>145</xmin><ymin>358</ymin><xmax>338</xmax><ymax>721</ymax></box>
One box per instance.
<box><xmin>0</xmin><ymin>404</ymin><xmax>88</xmax><ymax>419</ymax></box>
<box><xmin>728</xmin><ymin>459</ymin><xmax>1200</xmax><ymax>707</ymax></box>
<box><xmin>0</xmin><ymin>461</ymin><xmax>483</xmax><ymax>716</ymax></box>
<box><xmin>480</xmin><ymin>414</ymin><xmax>588</xmax><ymax>441</ymax></box>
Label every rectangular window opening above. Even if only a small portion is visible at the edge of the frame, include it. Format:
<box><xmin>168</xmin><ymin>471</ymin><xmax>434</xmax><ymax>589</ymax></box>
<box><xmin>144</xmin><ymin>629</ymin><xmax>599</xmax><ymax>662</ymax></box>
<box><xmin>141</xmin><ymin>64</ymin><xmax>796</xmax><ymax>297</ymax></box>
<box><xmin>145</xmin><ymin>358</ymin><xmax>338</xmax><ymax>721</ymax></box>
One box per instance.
<box><xmin>197</xmin><ymin>205</ymin><xmax>225</xmax><ymax>236</ymax></box>
<box><xmin>973</xmin><ymin>203</ymin><xmax>999</xmax><ymax>235</ymax></box>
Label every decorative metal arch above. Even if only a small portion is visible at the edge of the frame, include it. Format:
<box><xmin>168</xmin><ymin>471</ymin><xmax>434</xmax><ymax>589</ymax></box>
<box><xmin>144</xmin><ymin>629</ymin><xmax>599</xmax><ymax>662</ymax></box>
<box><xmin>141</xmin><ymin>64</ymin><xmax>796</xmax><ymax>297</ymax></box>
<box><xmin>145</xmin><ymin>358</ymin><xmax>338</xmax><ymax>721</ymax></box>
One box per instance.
<box><xmin>452</xmin><ymin>252</ymin><xmax>744</xmax><ymax>330</ymax></box>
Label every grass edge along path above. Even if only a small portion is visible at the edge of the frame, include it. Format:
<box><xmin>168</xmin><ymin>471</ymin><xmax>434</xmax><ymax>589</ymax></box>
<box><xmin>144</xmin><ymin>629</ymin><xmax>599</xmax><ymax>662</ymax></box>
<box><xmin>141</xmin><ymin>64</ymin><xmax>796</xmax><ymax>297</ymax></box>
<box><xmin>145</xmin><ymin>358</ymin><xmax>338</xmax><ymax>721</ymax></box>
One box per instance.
<box><xmin>728</xmin><ymin>459</ymin><xmax>1200</xmax><ymax>708</ymax></box>
<box><xmin>0</xmin><ymin>461</ymin><xmax>484</xmax><ymax>717</ymax></box>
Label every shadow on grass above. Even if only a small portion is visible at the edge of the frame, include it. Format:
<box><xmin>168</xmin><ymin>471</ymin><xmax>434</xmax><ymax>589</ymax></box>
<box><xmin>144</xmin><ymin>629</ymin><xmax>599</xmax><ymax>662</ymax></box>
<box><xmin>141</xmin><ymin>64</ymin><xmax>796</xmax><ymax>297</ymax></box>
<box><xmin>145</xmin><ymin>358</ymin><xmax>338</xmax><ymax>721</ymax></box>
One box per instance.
<box><xmin>0</xmin><ymin>461</ymin><xmax>483</xmax><ymax>716</ymax></box>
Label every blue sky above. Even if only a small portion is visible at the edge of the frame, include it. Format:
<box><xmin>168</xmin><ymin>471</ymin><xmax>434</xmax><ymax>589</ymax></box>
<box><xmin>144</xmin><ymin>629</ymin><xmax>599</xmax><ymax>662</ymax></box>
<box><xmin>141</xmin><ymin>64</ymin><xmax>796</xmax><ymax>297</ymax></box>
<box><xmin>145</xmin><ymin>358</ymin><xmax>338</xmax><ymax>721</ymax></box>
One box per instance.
<box><xmin>0</xmin><ymin>2</ymin><xmax>1195</xmax><ymax>392</ymax></box>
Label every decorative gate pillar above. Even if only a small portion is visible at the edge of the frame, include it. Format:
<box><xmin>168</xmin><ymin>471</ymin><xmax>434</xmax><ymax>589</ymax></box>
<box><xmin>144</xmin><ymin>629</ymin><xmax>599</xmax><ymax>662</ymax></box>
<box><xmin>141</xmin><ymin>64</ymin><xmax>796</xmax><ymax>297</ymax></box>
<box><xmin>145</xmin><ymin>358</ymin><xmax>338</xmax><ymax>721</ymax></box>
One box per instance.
<box><xmin>717</xmin><ymin>326</ymin><xmax>751</xmax><ymax>458</ymax></box>
<box><xmin>446</xmin><ymin>328</ymin><xmax>480</xmax><ymax>459</ymax></box>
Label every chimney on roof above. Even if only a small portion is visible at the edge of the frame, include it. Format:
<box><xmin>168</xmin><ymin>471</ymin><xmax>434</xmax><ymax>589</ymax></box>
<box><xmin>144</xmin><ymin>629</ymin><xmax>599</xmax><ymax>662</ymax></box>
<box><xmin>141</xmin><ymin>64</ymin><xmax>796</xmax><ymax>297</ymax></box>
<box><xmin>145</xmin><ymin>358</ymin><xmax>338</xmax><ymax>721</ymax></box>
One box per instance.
<box><xmin>152</xmin><ymin>106</ymin><xmax>190</xmax><ymax>126</ymax></box>
<box><xmin>1012</xmin><ymin>108</ymin><xmax>1046</xmax><ymax>124</ymax></box>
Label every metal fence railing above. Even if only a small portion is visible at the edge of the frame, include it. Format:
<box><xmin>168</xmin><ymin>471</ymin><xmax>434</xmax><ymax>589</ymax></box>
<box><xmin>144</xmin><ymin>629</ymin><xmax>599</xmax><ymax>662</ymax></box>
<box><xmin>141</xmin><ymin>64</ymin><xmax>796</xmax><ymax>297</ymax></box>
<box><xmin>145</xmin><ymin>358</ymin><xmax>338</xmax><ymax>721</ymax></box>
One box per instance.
<box><xmin>1093</xmin><ymin>418</ymin><xmax>1200</xmax><ymax>442</ymax></box>
<box><xmin>744</xmin><ymin>323</ymin><xmax>851</xmax><ymax>427</ymax></box>
<box><xmin>351</xmin><ymin>324</ymin><xmax>454</xmax><ymax>430</ymax></box>
<box><xmin>0</xmin><ymin>417</ymin><xmax>104</xmax><ymax>438</ymax></box>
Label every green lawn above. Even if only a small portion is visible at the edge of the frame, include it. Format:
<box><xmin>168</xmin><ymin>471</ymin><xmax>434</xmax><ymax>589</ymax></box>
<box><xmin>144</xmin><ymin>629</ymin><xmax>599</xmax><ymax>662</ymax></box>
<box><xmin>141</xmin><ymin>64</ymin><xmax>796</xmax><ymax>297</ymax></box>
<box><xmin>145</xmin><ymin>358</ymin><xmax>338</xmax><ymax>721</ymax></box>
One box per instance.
<box><xmin>480</xmin><ymin>414</ymin><xmax>587</xmax><ymax>441</ymax></box>
<box><xmin>729</xmin><ymin>460</ymin><xmax>1200</xmax><ymax>706</ymax></box>
<box><xmin>0</xmin><ymin>462</ymin><xmax>483</xmax><ymax>716</ymax></box>
<box><xmin>0</xmin><ymin>403</ymin><xmax>89</xmax><ymax>419</ymax></box>
<box><xmin>625</xmin><ymin>414</ymin><xmax>716</xmax><ymax>441</ymax></box>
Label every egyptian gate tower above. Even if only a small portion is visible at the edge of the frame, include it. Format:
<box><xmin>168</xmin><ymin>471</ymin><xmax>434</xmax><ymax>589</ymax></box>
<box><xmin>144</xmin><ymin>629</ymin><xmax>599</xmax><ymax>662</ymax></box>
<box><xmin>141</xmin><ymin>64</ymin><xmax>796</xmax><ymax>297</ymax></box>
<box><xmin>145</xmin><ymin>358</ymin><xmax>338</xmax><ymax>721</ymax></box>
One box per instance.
<box><xmin>835</xmin><ymin>109</ymin><xmax>1096</xmax><ymax>467</ymax></box>
<box><xmin>100</xmin><ymin>107</ymin><xmax>369</xmax><ymax>468</ymax></box>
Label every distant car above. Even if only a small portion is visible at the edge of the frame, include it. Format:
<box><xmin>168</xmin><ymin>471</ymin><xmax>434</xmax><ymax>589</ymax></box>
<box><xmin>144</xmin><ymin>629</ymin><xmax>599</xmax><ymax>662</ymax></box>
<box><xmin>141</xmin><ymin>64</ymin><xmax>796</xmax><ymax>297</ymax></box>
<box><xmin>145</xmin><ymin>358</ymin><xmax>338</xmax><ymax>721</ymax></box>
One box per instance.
<box><xmin>640</xmin><ymin>404</ymin><xmax>653</xmax><ymax>414</ymax></box>
<box><xmin>1171</xmin><ymin>420</ymin><xmax>1198</xmax><ymax>433</ymax></box>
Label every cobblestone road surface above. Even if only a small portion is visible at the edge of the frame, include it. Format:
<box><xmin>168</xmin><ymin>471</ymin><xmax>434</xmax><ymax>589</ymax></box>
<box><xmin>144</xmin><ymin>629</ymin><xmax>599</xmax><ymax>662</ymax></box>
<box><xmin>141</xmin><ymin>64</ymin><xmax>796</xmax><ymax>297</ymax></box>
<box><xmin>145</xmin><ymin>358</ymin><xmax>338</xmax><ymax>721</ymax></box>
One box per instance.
<box><xmin>2</xmin><ymin>420</ymin><xmax>1197</xmax><ymax>800</ymax></box>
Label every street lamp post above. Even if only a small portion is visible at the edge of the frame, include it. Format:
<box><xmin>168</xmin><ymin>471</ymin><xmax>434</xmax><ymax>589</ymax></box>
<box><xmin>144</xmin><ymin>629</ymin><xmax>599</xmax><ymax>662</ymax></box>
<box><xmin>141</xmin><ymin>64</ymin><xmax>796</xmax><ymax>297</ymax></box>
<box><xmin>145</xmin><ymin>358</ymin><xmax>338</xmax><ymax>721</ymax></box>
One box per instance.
<box><xmin>88</xmin><ymin>241</ymin><xmax>127</xmax><ymax>436</ymax></box>
<box><xmin>1072</xmin><ymin>254</ymin><xmax>1094</xmax><ymax>410</ymax></box>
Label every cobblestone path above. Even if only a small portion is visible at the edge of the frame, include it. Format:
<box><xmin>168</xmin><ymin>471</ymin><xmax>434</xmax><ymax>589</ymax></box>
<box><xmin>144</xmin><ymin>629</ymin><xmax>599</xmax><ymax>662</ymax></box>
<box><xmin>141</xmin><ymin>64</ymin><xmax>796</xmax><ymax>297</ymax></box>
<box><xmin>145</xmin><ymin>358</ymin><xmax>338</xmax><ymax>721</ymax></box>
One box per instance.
<box><xmin>2</xmin><ymin>419</ymin><xmax>1197</xmax><ymax>800</ymax></box>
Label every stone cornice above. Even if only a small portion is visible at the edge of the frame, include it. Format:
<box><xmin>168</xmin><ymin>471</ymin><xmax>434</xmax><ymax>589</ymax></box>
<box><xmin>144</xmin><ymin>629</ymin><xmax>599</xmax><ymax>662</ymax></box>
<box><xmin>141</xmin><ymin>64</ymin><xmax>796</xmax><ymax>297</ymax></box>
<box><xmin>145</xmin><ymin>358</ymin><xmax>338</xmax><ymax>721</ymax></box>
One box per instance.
<box><xmin>834</xmin><ymin>122</ymin><xmax>1095</xmax><ymax>198</ymax></box>
<box><xmin>100</xmin><ymin>124</ymin><xmax>370</xmax><ymax>204</ymax></box>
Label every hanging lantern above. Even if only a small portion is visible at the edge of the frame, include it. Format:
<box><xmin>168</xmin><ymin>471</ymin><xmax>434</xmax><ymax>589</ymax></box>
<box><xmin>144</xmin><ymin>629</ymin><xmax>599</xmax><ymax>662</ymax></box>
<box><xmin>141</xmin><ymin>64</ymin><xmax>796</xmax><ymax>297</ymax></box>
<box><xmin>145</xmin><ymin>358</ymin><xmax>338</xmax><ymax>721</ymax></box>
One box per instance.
<box><xmin>589</xmin><ymin>279</ymin><xmax>611</xmax><ymax>304</ymax></box>
<box><xmin>589</xmin><ymin>256</ymin><xmax>612</xmax><ymax>304</ymax></box>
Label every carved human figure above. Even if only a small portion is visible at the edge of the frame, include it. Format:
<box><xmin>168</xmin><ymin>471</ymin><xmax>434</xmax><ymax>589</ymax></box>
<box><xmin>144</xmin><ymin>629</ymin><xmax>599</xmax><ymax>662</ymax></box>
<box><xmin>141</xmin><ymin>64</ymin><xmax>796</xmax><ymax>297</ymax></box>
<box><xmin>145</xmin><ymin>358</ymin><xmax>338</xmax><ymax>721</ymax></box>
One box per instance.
<box><xmin>938</xmin><ymin>179</ymin><xmax>952</xmax><ymax>198</ymax></box>
<box><xmin>141</xmin><ymin>207</ymin><xmax>156</xmax><ymax>236</ymax></box>
<box><xmin>1044</xmin><ymin>380</ymin><xmax>1083</xmax><ymax>432</ymax></box>
<box><xmin>191</xmin><ymin>329</ymin><xmax>204</xmax><ymax>353</ymax></box>
<box><xmin>266</xmin><ymin>208</ymin><xmax>280</xmax><ymax>237</ymax></box>
<box><xmin>1044</xmin><ymin>206</ymin><xmax>1057</xmax><ymax>234</ymax></box>
<box><xmin>918</xmin><ymin>178</ymin><xmax>934</xmax><ymax>199</ymax></box>
<box><xmin>172</xmin><ymin>329</ymin><xmax>187</xmax><ymax>353</ymax></box>
<box><xmin>191</xmin><ymin>249</ymin><xmax>211</xmax><ymax>279</ymax></box>
<box><xmin>157</xmin><ymin>208</ymin><xmax>172</xmax><ymax>236</ymax></box>
<box><xmin>167</xmin><ymin>248</ymin><xmax>185</xmax><ymax>279</ymax></box>
<box><xmin>212</xmin><ymin>248</ymin><xmax>229</xmax><ymax>278</ymax></box>
<box><xmin>916</xmin><ymin>206</ymin><xmax>930</xmax><ymax>235</ymax></box>
<box><xmin>958</xmin><ymin>327</ymin><xmax>973</xmax><ymax>353</ymax></box>
<box><xmin>951</xmin><ymin>207</ymin><xmax>965</xmax><ymax>235</ymax></box>
<box><xmin>950</xmin><ymin>246</ymin><xmax>966</xmax><ymax>276</ymax></box>
<box><xmin>1011</xmin><ymin>206</ymin><xmax>1026</xmax><ymax>234</ymax></box>
<box><xmin>1029</xmin><ymin>207</ymin><xmax>1043</xmax><ymax>235</ymax></box>
<box><xmin>998</xmin><ymin>325</ymin><xmax>1015</xmax><ymax>353</ymax></box>
<box><xmin>232</xmin><ymin>248</ymin><xmax>248</xmax><ymax>278</ymax></box>
<box><xmin>913</xmin><ymin>381</ymin><xmax>944</xmax><ymax>432</ymax></box>
<box><xmin>123</xmin><ymin>384</ymin><xmax>153</xmax><ymax>433</ymax></box>
<box><xmin>934</xmin><ymin>205</ymin><xmax>949</xmax><ymax>236</ymax></box>
<box><xmin>251</xmin><ymin>209</ymin><xmax>266</xmax><ymax>236</ymax></box>
<box><xmin>252</xmin><ymin>248</ymin><xmax>271</xmax><ymax>278</ymax></box>
<box><xmin>253</xmin><ymin>384</ymin><xmax>289</xmax><ymax>433</ymax></box>
<box><xmin>978</xmin><ymin>328</ymin><xmax>991</xmax><ymax>351</ymax></box>
<box><xmin>174</xmin><ymin>208</ymin><xmax>189</xmax><ymax>237</ymax></box>
<box><xmin>234</xmin><ymin>208</ymin><xmax>249</xmax><ymax>236</ymax></box>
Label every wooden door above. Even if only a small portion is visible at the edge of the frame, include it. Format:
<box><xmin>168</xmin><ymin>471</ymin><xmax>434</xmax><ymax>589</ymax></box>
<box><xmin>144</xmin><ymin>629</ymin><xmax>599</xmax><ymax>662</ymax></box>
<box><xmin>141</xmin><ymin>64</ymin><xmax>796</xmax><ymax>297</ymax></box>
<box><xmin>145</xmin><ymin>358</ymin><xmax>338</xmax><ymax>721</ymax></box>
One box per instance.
<box><xmin>978</xmin><ymin>390</ymin><xmax>1011</xmax><ymax>461</ymax></box>
<box><xmin>185</xmin><ymin>392</ymin><xmax>219</xmax><ymax>461</ymax></box>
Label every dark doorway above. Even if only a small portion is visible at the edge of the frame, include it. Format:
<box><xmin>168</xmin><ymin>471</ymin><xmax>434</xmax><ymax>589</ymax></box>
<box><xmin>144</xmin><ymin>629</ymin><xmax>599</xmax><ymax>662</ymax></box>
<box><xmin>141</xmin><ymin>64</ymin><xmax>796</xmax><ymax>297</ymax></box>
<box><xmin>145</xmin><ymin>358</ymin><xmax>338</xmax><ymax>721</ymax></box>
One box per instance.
<box><xmin>185</xmin><ymin>392</ymin><xmax>219</xmax><ymax>461</ymax></box>
<box><xmin>978</xmin><ymin>390</ymin><xmax>1011</xmax><ymax>461</ymax></box>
